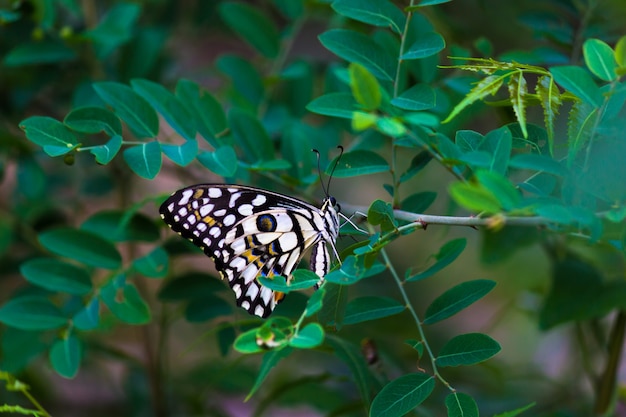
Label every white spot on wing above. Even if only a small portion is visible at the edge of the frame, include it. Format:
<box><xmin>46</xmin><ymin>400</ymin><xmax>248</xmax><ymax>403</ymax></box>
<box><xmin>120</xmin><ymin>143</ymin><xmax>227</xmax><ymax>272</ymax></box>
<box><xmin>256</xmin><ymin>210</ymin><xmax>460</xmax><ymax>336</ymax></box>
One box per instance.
<box><xmin>229</xmin><ymin>257</ymin><xmax>246</xmax><ymax>271</ymax></box>
<box><xmin>238</xmin><ymin>204</ymin><xmax>253</xmax><ymax>216</ymax></box>
<box><xmin>232</xmin><ymin>283</ymin><xmax>242</xmax><ymax>299</ymax></box>
<box><xmin>214</xmin><ymin>209</ymin><xmax>226</xmax><ymax>217</ymax></box>
<box><xmin>187</xmin><ymin>214</ymin><xmax>196</xmax><ymax>225</ymax></box>
<box><xmin>245</xmin><ymin>282</ymin><xmax>259</xmax><ymax>300</ymax></box>
<box><xmin>251</xmin><ymin>195</ymin><xmax>267</xmax><ymax>206</ymax></box>
<box><xmin>260</xmin><ymin>286</ymin><xmax>273</xmax><ymax>306</ymax></box>
<box><xmin>178</xmin><ymin>189</ymin><xmax>193</xmax><ymax>205</ymax></box>
<box><xmin>229</xmin><ymin>192</ymin><xmax>241</xmax><ymax>208</ymax></box>
<box><xmin>241</xmin><ymin>300</ymin><xmax>250</xmax><ymax>310</ymax></box>
<box><xmin>223</xmin><ymin>214</ymin><xmax>236</xmax><ymax>226</ymax></box>
<box><xmin>255</xmin><ymin>305</ymin><xmax>265</xmax><ymax>317</ymax></box>
<box><xmin>199</xmin><ymin>204</ymin><xmax>214</xmax><ymax>217</ymax></box>
<box><xmin>242</xmin><ymin>265</ymin><xmax>259</xmax><ymax>285</ymax></box>
<box><xmin>209</xmin><ymin>227</ymin><xmax>221</xmax><ymax>237</ymax></box>
<box><xmin>208</xmin><ymin>188</ymin><xmax>222</xmax><ymax>198</ymax></box>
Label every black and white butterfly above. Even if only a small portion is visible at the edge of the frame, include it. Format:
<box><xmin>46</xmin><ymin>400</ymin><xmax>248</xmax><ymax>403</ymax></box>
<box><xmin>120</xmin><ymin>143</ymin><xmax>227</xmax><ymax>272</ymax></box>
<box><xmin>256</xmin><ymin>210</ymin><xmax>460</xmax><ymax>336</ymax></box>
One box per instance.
<box><xmin>159</xmin><ymin>184</ymin><xmax>341</xmax><ymax>318</ymax></box>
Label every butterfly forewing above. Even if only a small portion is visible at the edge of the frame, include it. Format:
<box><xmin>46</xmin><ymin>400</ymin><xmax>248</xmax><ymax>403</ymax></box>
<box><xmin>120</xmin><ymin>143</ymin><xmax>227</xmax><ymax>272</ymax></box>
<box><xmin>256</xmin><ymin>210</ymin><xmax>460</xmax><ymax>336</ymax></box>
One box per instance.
<box><xmin>159</xmin><ymin>184</ymin><xmax>340</xmax><ymax>318</ymax></box>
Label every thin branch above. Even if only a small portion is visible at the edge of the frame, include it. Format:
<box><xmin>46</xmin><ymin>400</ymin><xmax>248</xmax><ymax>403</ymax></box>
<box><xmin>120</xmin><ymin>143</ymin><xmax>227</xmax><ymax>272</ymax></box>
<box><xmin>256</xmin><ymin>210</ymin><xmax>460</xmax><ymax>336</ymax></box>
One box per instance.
<box><xmin>341</xmin><ymin>203</ymin><xmax>549</xmax><ymax>228</ymax></box>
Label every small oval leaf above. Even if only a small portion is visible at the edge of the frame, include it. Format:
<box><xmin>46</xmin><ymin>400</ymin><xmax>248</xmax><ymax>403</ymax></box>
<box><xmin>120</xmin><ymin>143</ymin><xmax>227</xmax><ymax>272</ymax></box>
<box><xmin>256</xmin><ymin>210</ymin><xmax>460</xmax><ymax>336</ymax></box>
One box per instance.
<box><xmin>436</xmin><ymin>333</ymin><xmax>501</xmax><ymax>367</ymax></box>
<box><xmin>369</xmin><ymin>372</ymin><xmax>435</xmax><ymax>417</ymax></box>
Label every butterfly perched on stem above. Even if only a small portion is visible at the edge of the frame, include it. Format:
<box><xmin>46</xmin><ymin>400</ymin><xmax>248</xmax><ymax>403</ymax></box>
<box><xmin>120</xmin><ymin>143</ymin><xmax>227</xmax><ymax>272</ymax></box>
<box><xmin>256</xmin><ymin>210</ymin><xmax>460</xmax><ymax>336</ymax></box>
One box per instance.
<box><xmin>159</xmin><ymin>184</ymin><xmax>341</xmax><ymax>318</ymax></box>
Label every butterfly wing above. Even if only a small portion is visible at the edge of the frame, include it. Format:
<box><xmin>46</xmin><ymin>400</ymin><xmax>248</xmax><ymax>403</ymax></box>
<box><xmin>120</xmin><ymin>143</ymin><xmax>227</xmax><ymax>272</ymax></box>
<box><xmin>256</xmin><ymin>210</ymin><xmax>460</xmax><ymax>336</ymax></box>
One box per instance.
<box><xmin>159</xmin><ymin>184</ymin><xmax>338</xmax><ymax>318</ymax></box>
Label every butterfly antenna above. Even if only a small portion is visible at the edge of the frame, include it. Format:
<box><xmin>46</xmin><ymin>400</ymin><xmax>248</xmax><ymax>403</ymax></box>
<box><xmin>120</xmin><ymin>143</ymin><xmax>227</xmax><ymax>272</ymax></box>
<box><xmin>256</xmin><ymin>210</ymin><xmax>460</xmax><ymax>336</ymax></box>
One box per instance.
<box><xmin>326</xmin><ymin>145</ymin><xmax>344</xmax><ymax>196</ymax></box>
<box><xmin>312</xmin><ymin>148</ymin><xmax>328</xmax><ymax>197</ymax></box>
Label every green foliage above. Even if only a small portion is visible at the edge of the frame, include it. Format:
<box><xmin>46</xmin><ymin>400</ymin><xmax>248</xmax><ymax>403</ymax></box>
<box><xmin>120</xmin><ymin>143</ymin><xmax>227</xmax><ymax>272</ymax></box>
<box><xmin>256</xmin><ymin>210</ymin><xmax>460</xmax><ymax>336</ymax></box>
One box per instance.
<box><xmin>1</xmin><ymin>0</ymin><xmax>625</xmax><ymax>416</ymax></box>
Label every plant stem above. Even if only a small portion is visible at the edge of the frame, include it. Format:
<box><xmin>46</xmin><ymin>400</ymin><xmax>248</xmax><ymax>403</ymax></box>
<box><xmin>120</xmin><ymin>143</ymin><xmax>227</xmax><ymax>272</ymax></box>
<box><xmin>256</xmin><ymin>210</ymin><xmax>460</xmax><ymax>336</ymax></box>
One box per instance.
<box><xmin>341</xmin><ymin>203</ymin><xmax>549</xmax><ymax>228</ymax></box>
<box><xmin>593</xmin><ymin>311</ymin><xmax>626</xmax><ymax>415</ymax></box>
<box><xmin>379</xmin><ymin>245</ymin><xmax>453</xmax><ymax>390</ymax></box>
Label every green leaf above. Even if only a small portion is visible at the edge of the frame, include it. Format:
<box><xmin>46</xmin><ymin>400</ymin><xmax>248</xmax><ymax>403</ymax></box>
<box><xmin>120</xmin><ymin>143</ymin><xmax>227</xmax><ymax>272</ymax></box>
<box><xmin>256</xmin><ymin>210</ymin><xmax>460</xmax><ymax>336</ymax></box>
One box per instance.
<box><xmin>443</xmin><ymin>75</ymin><xmax>504</xmax><ymax>123</ymax></box>
<box><xmin>257</xmin><ymin>269</ymin><xmax>320</xmax><ymax>293</ymax></box>
<box><xmin>539</xmin><ymin>258</ymin><xmax>626</xmax><ymax>329</ymax></box>
<box><xmin>343</xmin><ymin>296</ymin><xmax>405</xmax><ymax>325</ymax></box>
<box><xmin>583</xmin><ymin>38</ymin><xmax>617</xmax><ymax>82</ymax></box>
<box><xmin>73</xmin><ymin>298</ymin><xmax>100</xmax><ymax>330</ymax></box>
<box><xmin>234</xmin><ymin>327</ymin><xmax>264</xmax><ymax>354</ymax></box>
<box><xmin>90</xmin><ymin>134</ymin><xmax>122</xmax><ymax>165</ymax></box>
<box><xmin>20</xmin><ymin>258</ymin><xmax>92</xmax><ymax>295</ymax></box>
<box><xmin>306</xmin><ymin>92</ymin><xmax>359</xmax><ymax>119</ymax></box>
<box><xmin>217</xmin><ymin>55</ymin><xmax>265</xmax><ymax>107</ymax></box>
<box><xmin>305</xmin><ymin>287</ymin><xmax>325</xmax><ymax>317</ymax></box>
<box><xmin>480</xmin><ymin>126</ymin><xmax>512</xmax><ymax>174</ymax></box>
<box><xmin>100</xmin><ymin>281</ymin><xmax>151</xmax><ymax>325</ymax></box>
<box><xmin>349</xmin><ymin>63</ymin><xmax>382</xmax><ymax>111</ymax></box>
<box><xmin>161</xmin><ymin>140</ymin><xmax>198</xmax><ymax>167</ymax></box>
<box><xmin>133</xmin><ymin>247</ymin><xmax>168</xmax><ymax>278</ymax></box>
<box><xmin>509</xmin><ymin>153</ymin><xmax>567</xmax><ymax>176</ymax></box>
<box><xmin>0</xmin><ymin>297</ymin><xmax>67</xmax><ymax>330</ymax></box>
<box><xmin>197</xmin><ymin>146</ymin><xmax>238</xmax><ymax>177</ymax></box>
<box><xmin>408</xmin><ymin>0</ymin><xmax>452</xmax><ymax>5</ymax></box>
<box><xmin>493</xmin><ymin>402</ymin><xmax>536</xmax><ymax>417</ymax></box>
<box><xmin>424</xmin><ymin>280</ymin><xmax>496</xmax><ymax>324</ymax></box>
<box><xmin>93</xmin><ymin>81</ymin><xmax>159</xmax><ymax>138</ymax></box>
<box><xmin>456</xmin><ymin>130</ymin><xmax>483</xmax><ymax>152</ymax></box>
<box><xmin>535</xmin><ymin>76</ymin><xmax>561</xmax><ymax>155</ymax></box>
<box><xmin>290</xmin><ymin>323</ymin><xmax>324</xmax><ymax>349</ymax></box>
<box><xmin>176</xmin><ymin>79</ymin><xmax>228</xmax><ymax>146</ymax></box>
<box><xmin>64</xmin><ymin>106</ymin><xmax>122</xmax><ymax>135</ymax></box>
<box><xmin>84</xmin><ymin>3</ymin><xmax>140</xmax><ymax>58</ymax></box>
<box><xmin>327</xmin><ymin>336</ymin><xmax>378</xmax><ymax>405</ymax></box>
<box><xmin>219</xmin><ymin>2</ymin><xmax>279</xmax><ymax>58</ymax></box>
<box><xmin>49</xmin><ymin>334</ymin><xmax>81</xmax><ymax>379</ymax></box>
<box><xmin>325</xmin><ymin>257</ymin><xmax>386</xmax><ymax>286</ymax></box>
<box><xmin>185</xmin><ymin>296</ymin><xmax>232</xmax><ymax>322</ymax></box>
<box><xmin>508</xmin><ymin>72</ymin><xmax>528</xmax><ymax>138</ymax></box>
<box><xmin>251</xmin><ymin>159</ymin><xmax>292</xmax><ymax>171</ymax></box>
<box><xmin>445</xmin><ymin>392</ymin><xmax>479</xmax><ymax>417</ymax></box>
<box><xmin>4</xmin><ymin>40</ymin><xmax>77</xmax><ymax>66</ymax></box>
<box><xmin>39</xmin><ymin>228</ymin><xmax>122</xmax><ymax>269</ymax></box>
<box><xmin>407</xmin><ymin>238</ymin><xmax>466</xmax><ymax>282</ymax></box>
<box><xmin>401</xmin><ymin>32</ymin><xmax>445</xmax><ymax>60</ymax></box>
<box><xmin>392</xmin><ymin>84</ymin><xmax>436</xmax><ymax>111</ymax></box>
<box><xmin>319</xmin><ymin>29</ymin><xmax>396</xmax><ymax>81</ymax></box>
<box><xmin>229</xmin><ymin>108</ymin><xmax>273</xmax><ymax>162</ymax></box>
<box><xmin>368</xmin><ymin>200</ymin><xmax>398</xmax><ymax>232</ymax></box>
<box><xmin>401</xmin><ymin>192</ymin><xmax>436</xmax><ymax>213</ymax></box>
<box><xmin>330</xmin><ymin>150</ymin><xmax>389</xmax><ymax>177</ymax></box>
<box><xmin>131</xmin><ymin>79</ymin><xmax>196</xmax><ymax>140</ymax></box>
<box><xmin>436</xmin><ymin>333</ymin><xmax>501</xmax><ymax>367</ymax></box>
<box><xmin>19</xmin><ymin>116</ymin><xmax>78</xmax><ymax>156</ymax></box>
<box><xmin>377</xmin><ymin>117</ymin><xmax>407</xmax><ymax>137</ymax></box>
<box><xmin>369</xmin><ymin>373</ymin><xmax>435</xmax><ymax>417</ymax></box>
<box><xmin>475</xmin><ymin>170</ymin><xmax>521</xmax><ymax>211</ymax></box>
<box><xmin>123</xmin><ymin>141</ymin><xmax>162</xmax><ymax>179</ymax></box>
<box><xmin>399</xmin><ymin>152</ymin><xmax>433</xmax><ymax>183</ymax></box>
<box><xmin>449</xmin><ymin>181</ymin><xmax>502</xmax><ymax>214</ymax></box>
<box><xmin>81</xmin><ymin>210</ymin><xmax>160</xmax><ymax>242</ymax></box>
<box><xmin>318</xmin><ymin>284</ymin><xmax>348</xmax><ymax>328</ymax></box>
<box><xmin>245</xmin><ymin>347</ymin><xmax>293</xmax><ymax>400</ymax></box>
<box><xmin>615</xmin><ymin>36</ymin><xmax>626</xmax><ymax>68</ymax></box>
<box><xmin>157</xmin><ymin>272</ymin><xmax>226</xmax><ymax>301</ymax></box>
<box><xmin>550</xmin><ymin>66</ymin><xmax>603</xmax><ymax>107</ymax></box>
<box><xmin>331</xmin><ymin>0</ymin><xmax>406</xmax><ymax>34</ymax></box>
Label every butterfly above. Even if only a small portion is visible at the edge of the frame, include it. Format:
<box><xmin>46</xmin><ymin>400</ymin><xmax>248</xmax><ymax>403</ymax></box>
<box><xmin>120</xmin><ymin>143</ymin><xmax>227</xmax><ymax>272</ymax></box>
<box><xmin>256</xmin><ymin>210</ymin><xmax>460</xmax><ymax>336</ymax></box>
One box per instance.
<box><xmin>159</xmin><ymin>184</ymin><xmax>341</xmax><ymax>318</ymax></box>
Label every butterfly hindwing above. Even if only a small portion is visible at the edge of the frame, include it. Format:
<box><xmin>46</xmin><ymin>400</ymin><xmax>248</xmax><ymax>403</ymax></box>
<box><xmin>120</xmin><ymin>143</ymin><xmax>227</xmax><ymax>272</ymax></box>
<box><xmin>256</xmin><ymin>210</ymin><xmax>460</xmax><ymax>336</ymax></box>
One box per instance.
<box><xmin>159</xmin><ymin>184</ymin><xmax>340</xmax><ymax>318</ymax></box>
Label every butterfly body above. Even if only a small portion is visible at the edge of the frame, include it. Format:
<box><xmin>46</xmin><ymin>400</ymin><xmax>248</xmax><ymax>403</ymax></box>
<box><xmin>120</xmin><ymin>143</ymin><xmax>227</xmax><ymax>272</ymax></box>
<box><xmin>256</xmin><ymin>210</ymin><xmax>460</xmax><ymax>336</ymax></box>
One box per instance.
<box><xmin>159</xmin><ymin>184</ymin><xmax>340</xmax><ymax>318</ymax></box>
